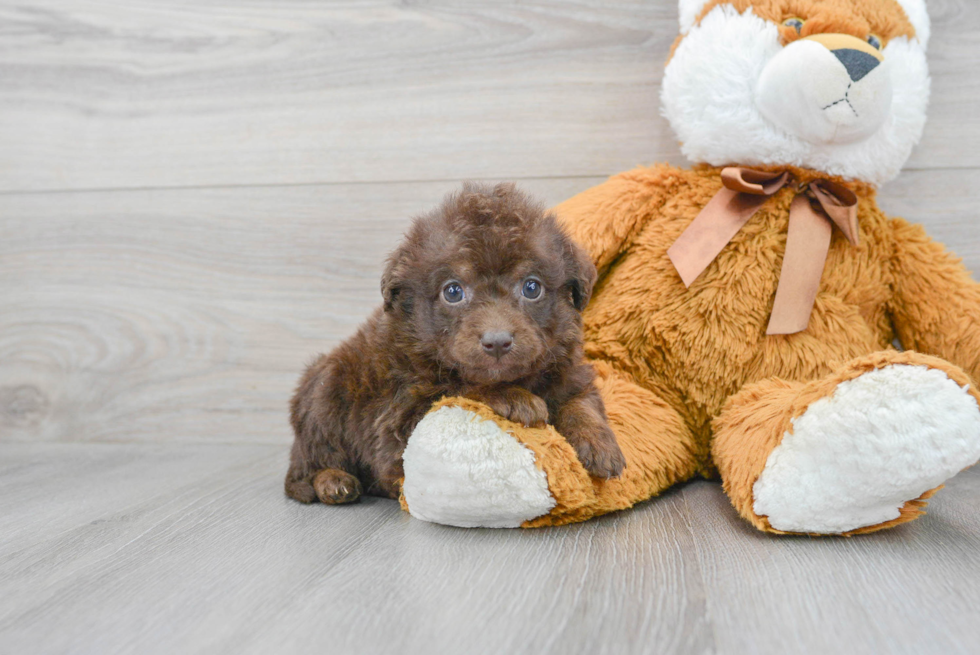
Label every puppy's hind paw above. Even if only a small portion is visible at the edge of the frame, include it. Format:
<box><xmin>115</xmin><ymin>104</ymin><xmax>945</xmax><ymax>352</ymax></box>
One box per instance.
<box><xmin>313</xmin><ymin>469</ymin><xmax>363</xmax><ymax>505</ymax></box>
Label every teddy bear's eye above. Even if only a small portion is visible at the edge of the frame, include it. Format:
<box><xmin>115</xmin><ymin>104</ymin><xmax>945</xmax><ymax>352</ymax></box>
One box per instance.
<box><xmin>867</xmin><ymin>34</ymin><xmax>882</xmax><ymax>50</ymax></box>
<box><xmin>782</xmin><ymin>17</ymin><xmax>805</xmax><ymax>33</ymax></box>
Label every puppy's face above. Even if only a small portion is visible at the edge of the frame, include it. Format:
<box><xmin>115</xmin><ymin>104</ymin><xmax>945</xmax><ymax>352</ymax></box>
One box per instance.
<box><xmin>382</xmin><ymin>183</ymin><xmax>596</xmax><ymax>385</ymax></box>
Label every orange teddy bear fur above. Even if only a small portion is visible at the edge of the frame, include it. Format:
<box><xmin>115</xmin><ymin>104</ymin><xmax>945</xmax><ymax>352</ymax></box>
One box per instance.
<box><xmin>535</xmin><ymin>164</ymin><xmax>980</xmax><ymax>532</ymax></box>
<box><xmin>399</xmin><ymin>0</ymin><xmax>980</xmax><ymax>534</ymax></box>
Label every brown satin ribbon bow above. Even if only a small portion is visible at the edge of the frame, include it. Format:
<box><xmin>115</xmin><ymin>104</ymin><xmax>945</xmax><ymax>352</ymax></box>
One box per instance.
<box><xmin>667</xmin><ymin>167</ymin><xmax>860</xmax><ymax>335</ymax></box>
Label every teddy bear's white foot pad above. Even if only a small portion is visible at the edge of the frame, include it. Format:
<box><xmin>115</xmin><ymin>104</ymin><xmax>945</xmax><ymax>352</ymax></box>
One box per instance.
<box><xmin>753</xmin><ymin>364</ymin><xmax>980</xmax><ymax>534</ymax></box>
<box><xmin>402</xmin><ymin>406</ymin><xmax>556</xmax><ymax>528</ymax></box>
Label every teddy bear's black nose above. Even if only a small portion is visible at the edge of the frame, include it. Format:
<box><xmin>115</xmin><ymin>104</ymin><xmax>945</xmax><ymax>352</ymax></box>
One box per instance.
<box><xmin>832</xmin><ymin>48</ymin><xmax>880</xmax><ymax>82</ymax></box>
<box><xmin>481</xmin><ymin>331</ymin><xmax>514</xmax><ymax>359</ymax></box>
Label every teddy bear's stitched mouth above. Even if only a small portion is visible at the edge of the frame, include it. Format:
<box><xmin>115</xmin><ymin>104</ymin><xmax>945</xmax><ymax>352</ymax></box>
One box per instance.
<box><xmin>821</xmin><ymin>83</ymin><xmax>859</xmax><ymax>117</ymax></box>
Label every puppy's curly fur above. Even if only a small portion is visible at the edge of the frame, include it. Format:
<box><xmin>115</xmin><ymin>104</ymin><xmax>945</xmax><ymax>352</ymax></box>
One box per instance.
<box><xmin>285</xmin><ymin>182</ymin><xmax>625</xmax><ymax>505</ymax></box>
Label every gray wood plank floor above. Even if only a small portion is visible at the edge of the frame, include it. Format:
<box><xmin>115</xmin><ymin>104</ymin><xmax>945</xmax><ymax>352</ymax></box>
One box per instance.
<box><xmin>2</xmin><ymin>443</ymin><xmax>979</xmax><ymax>655</ymax></box>
<box><xmin>2</xmin><ymin>0</ymin><xmax>980</xmax><ymax>653</ymax></box>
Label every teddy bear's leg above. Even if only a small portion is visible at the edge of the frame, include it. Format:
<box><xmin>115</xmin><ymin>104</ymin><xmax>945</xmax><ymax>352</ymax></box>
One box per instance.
<box><xmin>712</xmin><ymin>351</ymin><xmax>980</xmax><ymax>535</ymax></box>
<box><xmin>401</xmin><ymin>361</ymin><xmax>700</xmax><ymax>528</ymax></box>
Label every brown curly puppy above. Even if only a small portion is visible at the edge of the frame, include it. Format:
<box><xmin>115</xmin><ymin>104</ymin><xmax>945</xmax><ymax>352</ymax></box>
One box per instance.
<box><xmin>285</xmin><ymin>182</ymin><xmax>625</xmax><ymax>505</ymax></box>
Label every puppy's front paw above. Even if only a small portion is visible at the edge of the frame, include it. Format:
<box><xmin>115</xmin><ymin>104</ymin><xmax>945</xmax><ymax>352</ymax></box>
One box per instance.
<box><xmin>570</xmin><ymin>425</ymin><xmax>626</xmax><ymax>479</ymax></box>
<box><xmin>468</xmin><ymin>387</ymin><xmax>549</xmax><ymax>427</ymax></box>
<box><xmin>483</xmin><ymin>389</ymin><xmax>549</xmax><ymax>428</ymax></box>
<box><xmin>313</xmin><ymin>468</ymin><xmax>363</xmax><ymax>504</ymax></box>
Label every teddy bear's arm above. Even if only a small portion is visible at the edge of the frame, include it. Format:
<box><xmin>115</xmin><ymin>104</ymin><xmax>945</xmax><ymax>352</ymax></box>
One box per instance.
<box><xmin>888</xmin><ymin>218</ymin><xmax>980</xmax><ymax>384</ymax></box>
<box><xmin>552</xmin><ymin>166</ymin><xmax>681</xmax><ymax>276</ymax></box>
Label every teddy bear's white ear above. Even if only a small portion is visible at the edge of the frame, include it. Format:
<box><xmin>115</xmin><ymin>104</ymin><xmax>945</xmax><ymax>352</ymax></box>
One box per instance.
<box><xmin>893</xmin><ymin>0</ymin><xmax>930</xmax><ymax>49</ymax></box>
<box><xmin>678</xmin><ymin>0</ymin><xmax>712</xmax><ymax>34</ymax></box>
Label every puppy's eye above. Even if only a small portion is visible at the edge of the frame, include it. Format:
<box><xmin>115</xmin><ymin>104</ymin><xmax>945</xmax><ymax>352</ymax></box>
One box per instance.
<box><xmin>867</xmin><ymin>34</ymin><xmax>882</xmax><ymax>50</ymax></box>
<box><xmin>442</xmin><ymin>282</ymin><xmax>464</xmax><ymax>304</ymax></box>
<box><xmin>521</xmin><ymin>278</ymin><xmax>543</xmax><ymax>300</ymax></box>
<box><xmin>782</xmin><ymin>17</ymin><xmax>804</xmax><ymax>33</ymax></box>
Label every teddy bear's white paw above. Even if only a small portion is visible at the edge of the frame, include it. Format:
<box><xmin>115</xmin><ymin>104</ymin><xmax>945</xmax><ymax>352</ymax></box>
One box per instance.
<box><xmin>402</xmin><ymin>405</ymin><xmax>555</xmax><ymax>528</ymax></box>
<box><xmin>753</xmin><ymin>364</ymin><xmax>980</xmax><ymax>534</ymax></box>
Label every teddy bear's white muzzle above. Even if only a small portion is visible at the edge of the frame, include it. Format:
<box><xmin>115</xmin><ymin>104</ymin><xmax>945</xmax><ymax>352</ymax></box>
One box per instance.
<box><xmin>755</xmin><ymin>36</ymin><xmax>893</xmax><ymax>146</ymax></box>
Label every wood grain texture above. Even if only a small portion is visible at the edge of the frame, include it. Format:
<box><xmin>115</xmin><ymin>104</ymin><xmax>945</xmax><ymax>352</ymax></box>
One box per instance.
<box><xmin>0</xmin><ymin>442</ymin><xmax>711</xmax><ymax>655</ymax></box>
<box><xmin>1</xmin><ymin>443</ymin><xmax>979</xmax><ymax>655</ymax></box>
<box><xmin>0</xmin><ymin>177</ymin><xmax>607</xmax><ymax>444</ymax></box>
<box><xmin>680</xmin><ymin>467</ymin><xmax>980</xmax><ymax>655</ymax></box>
<box><xmin>2</xmin><ymin>172</ymin><xmax>976</xmax><ymax>445</ymax></box>
<box><xmin>0</xmin><ymin>0</ymin><xmax>977</xmax><ymax>193</ymax></box>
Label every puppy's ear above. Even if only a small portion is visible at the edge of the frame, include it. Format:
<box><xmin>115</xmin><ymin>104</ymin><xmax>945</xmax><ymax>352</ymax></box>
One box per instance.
<box><xmin>562</xmin><ymin>234</ymin><xmax>597</xmax><ymax>312</ymax></box>
<box><xmin>380</xmin><ymin>247</ymin><xmax>412</xmax><ymax>314</ymax></box>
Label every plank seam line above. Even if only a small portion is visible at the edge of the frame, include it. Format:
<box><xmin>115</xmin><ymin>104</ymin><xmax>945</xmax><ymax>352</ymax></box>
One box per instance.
<box><xmin>0</xmin><ymin>165</ymin><xmax>970</xmax><ymax>197</ymax></box>
<box><xmin>0</xmin><ymin>174</ymin><xmax>620</xmax><ymax>198</ymax></box>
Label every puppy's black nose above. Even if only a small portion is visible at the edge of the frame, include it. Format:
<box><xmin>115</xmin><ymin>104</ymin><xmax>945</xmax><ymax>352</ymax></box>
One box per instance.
<box><xmin>481</xmin><ymin>331</ymin><xmax>514</xmax><ymax>359</ymax></box>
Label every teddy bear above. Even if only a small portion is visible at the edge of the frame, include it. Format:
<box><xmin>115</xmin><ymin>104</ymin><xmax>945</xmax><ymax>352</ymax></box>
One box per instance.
<box><xmin>397</xmin><ymin>0</ymin><xmax>980</xmax><ymax>535</ymax></box>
